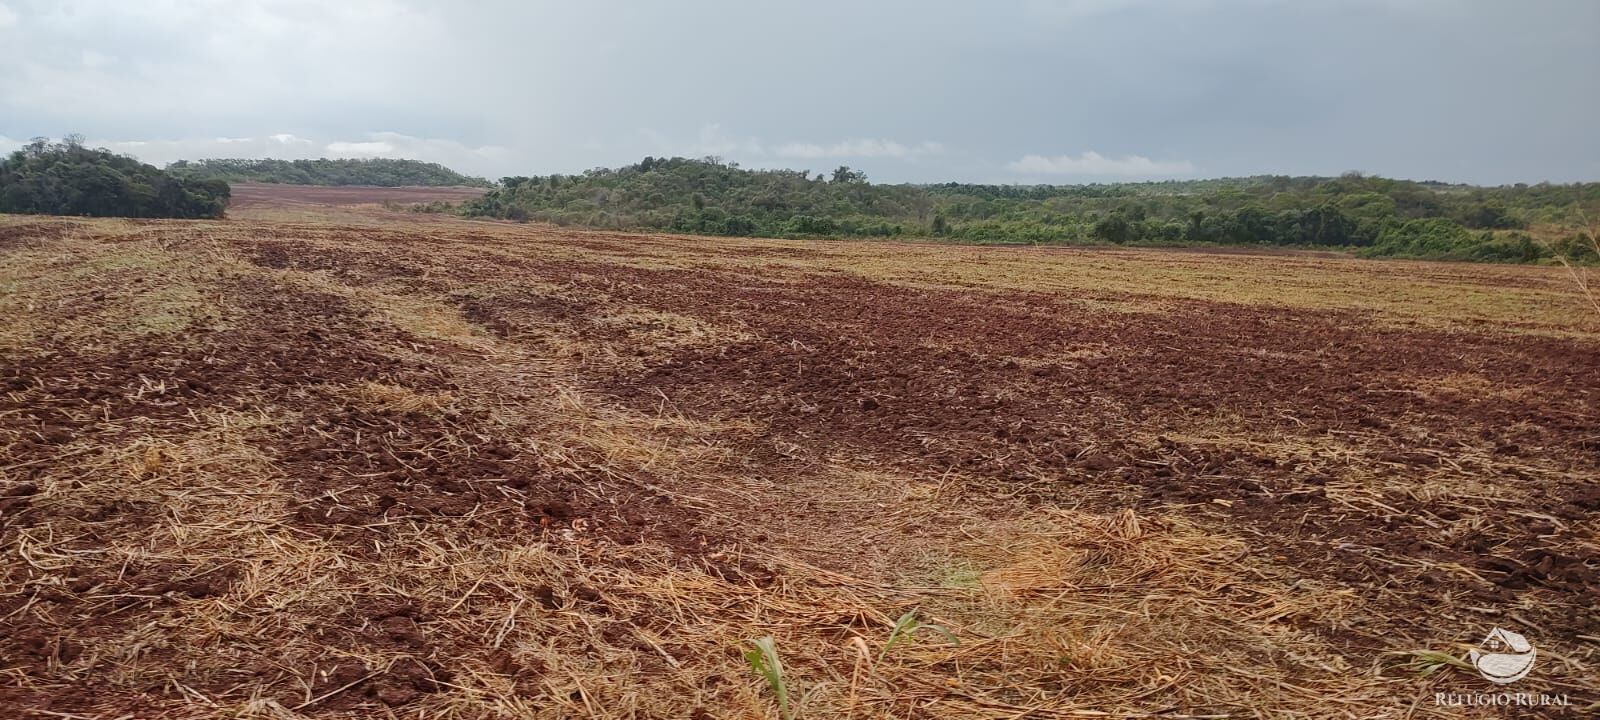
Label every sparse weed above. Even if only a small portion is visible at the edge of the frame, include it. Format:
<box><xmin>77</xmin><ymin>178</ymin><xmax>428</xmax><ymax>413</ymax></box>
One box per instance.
<box><xmin>1389</xmin><ymin>649</ymin><xmax>1473</xmax><ymax>678</ymax></box>
<box><xmin>877</xmin><ymin>609</ymin><xmax>958</xmax><ymax>665</ymax></box>
<box><xmin>745</xmin><ymin>636</ymin><xmax>792</xmax><ymax>720</ymax></box>
<box><xmin>1549</xmin><ymin>219</ymin><xmax>1600</xmax><ymax>317</ymax></box>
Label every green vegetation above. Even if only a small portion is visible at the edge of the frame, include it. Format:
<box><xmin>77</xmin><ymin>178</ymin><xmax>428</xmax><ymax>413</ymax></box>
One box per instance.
<box><xmin>744</xmin><ymin>636</ymin><xmax>793</xmax><ymax>720</ymax></box>
<box><xmin>0</xmin><ymin>136</ymin><xmax>229</xmax><ymax>219</ymax></box>
<box><xmin>878</xmin><ymin>609</ymin><xmax>957</xmax><ymax>664</ymax></box>
<box><xmin>167</xmin><ymin>157</ymin><xmax>491</xmax><ymax>187</ymax></box>
<box><xmin>460</xmin><ymin>157</ymin><xmax>1600</xmax><ymax>263</ymax></box>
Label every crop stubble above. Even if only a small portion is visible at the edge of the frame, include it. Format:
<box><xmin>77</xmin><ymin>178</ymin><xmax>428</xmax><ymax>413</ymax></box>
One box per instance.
<box><xmin>1</xmin><ymin>205</ymin><xmax>1596</xmax><ymax>718</ymax></box>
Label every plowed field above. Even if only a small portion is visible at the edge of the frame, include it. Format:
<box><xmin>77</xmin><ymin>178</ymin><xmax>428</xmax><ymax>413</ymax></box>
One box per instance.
<box><xmin>228</xmin><ymin>183</ymin><xmax>487</xmax><ymax>209</ymax></box>
<box><xmin>2</xmin><ymin>201</ymin><xmax>1596</xmax><ymax>718</ymax></box>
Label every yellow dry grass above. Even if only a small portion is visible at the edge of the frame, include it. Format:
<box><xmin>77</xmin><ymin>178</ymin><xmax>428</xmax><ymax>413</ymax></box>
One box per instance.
<box><xmin>2</xmin><ymin>209</ymin><xmax>1596</xmax><ymax>719</ymax></box>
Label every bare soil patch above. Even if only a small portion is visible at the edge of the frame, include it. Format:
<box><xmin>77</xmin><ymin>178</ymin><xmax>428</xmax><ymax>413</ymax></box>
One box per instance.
<box><xmin>1</xmin><ymin>215</ymin><xmax>1595</xmax><ymax>718</ymax></box>
<box><xmin>228</xmin><ymin>183</ymin><xmax>487</xmax><ymax>209</ymax></box>
<box><xmin>485</xmin><ymin>259</ymin><xmax>1597</xmax><ymax>640</ymax></box>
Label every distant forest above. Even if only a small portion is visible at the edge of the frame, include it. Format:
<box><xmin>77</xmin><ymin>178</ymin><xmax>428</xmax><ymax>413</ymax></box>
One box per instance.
<box><xmin>167</xmin><ymin>158</ymin><xmax>492</xmax><ymax>188</ymax></box>
<box><xmin>0</xmin><ymin>137</ymin><xmax>229</xmax><ymax>219</ymax></box>
<box><xmin>458</xmin><ymin>157</ymin><xmax>1600</xmax><ymax>263</ymax></box>
<box><xmin>6</xmin><ymin>143</ymin><xmax>1598</xmax><ymax>263</ymax></box>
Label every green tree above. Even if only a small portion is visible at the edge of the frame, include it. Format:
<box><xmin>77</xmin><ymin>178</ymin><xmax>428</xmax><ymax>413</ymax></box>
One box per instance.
<box><xmin>831</xmin><ymin>166</ymin><xmax>866</xmax><ymax>184</ymax></box>
<box><xmin>450</xmin><ymin>156</ymin><xmax>1600</xmax><ymax>262</ymax></box>
<box><xmin>167</xmin><ymin>157</ymin><xmax>490</xmax><ymax>187</ymax></box>
<box><xmin>0</xmin><ymin>137</ymin><xmax>229</xmax><ymax>219</ymax></box>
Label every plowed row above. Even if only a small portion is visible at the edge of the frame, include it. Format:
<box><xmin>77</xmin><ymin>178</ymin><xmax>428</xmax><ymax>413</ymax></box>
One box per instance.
<box><xmin>1</xmin><ymin>207</ymin><xmax>1596</xmax><ymax>718</ymax></box>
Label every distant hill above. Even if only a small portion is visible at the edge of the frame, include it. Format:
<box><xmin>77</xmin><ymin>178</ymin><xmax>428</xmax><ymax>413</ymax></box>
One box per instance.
<box><xmin>1</xmin><ymin>137</ymin><xmax>229</xmax><ymax>219</ymax></box>
<box><xmin>167</xmin><ymin>158</ymin><xmax>492</xmax><ymax>188</ymax></box>
<box><xmin>459</xmin><ymin>157</ymin><xmax>1600</xmax><ymax>263</ymax></box>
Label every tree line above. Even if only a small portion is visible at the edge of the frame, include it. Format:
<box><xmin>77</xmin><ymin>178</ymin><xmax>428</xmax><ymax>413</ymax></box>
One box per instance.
<box><xmin>459</xmin><ymin>158</ymin><xmax>1600</xmax><ymax>263</ymax></box>
<box><xmin>0</xmin><ymin>137</ymin><xmax>229</xmax><ymax>219</ymax></box>
<box><xmin>167</xmin><ymin>158</ymin><xmax>492</xmax><ymax>188</ymax></box>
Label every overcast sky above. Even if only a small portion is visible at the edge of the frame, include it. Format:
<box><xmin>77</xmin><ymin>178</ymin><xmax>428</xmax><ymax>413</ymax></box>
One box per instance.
<box><xmin>2</xmin><ymin>0</ymin><xmax>1597</xmax><ymax>184</ymax></box>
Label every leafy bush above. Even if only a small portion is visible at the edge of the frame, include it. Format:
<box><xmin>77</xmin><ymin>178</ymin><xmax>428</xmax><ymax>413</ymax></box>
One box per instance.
<box><xmin>167</xmin><ymin>157</ymin><xmax>491</xmax><ymax>187</ymax></box>
<box><xmin>454</xmin><ymin>156</ymin><xmax>1600</xmax><ymax>262</ymax></box>
<box><xmin>1361</xmin><ymin>220</ymin><xmax>1550</xmax><ymax>263</ymax></box>
<box><xmin>1550</xmin><ymin>233</ymin><xmax>1600</xmax><ymax>263</ymax></box>
<box><xmin>0</xmin><ymin>137</ymin><xmax>229</xmax><ymax>219</ymax></box>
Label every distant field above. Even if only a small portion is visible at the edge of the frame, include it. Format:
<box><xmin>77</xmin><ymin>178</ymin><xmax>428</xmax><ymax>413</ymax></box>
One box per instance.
<box><xmin>228</xmin><ymin>182</ymin><xmax>487</xmax><ymax>209</ymax></box>
<box><xmin>1</xmin><ymin>207</ymin><xmax>1596</xmax><ymax>718</ymax></box>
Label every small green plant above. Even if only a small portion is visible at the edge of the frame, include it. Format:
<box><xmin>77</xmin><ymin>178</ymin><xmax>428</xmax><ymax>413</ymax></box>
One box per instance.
<box><xmin>1390</xmin><ymin>649</ymin><xmax>1473</xmax><ymax>677</ymax></box>
<box><xmin>745</xmin><ymin>635</ymin><xmax>792</xmax><ymax>720</ymax></box>
<box><xmin>878</xmin><ymin>609</ymin><xmax>958</xmax><ymax>664</ymax></box>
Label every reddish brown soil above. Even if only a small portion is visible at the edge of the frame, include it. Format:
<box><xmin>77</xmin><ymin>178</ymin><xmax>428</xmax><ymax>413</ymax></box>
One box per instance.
<box><xmin>2</xmin><ymin>221</ymin><xmax>1596</xmax><ymax>716</ymax></box>
<box><xmin>219</xmin><ymin>235</ymin><xmax>1600</xmax><ymax>633</ymax></box>
<box><xmin>475</xmin><ymin>257</ymin><xmax>1599</xmax><ymax>646</ymax></box>
<box><xmin>227</xmin><ymin>183</ymin><xmax>487</xmax><ymax>209</ymax></box>
<box><xmin>0</xmin><ymin>262</ymin><xmax>727</xmax><ymax>716</ymax></box>
<box><xmin>0</xmin><ymin>221</ymin><xmax>72</xmax><ymax>251</ymax></box>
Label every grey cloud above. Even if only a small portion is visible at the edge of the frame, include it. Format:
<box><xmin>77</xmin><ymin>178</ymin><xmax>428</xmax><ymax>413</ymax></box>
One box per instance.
<box><xmin>1007</xmin><ymin>152</ymin><xmax>1196</xmax><ymax>178</ymax></box>
<box><xmin>1</xmin><ymin>132</ymin><xmax>508</xmax><ymax>175</ymax></box>
<box><xmin>772</xmin><ymin>140</ymin><xmax>945</xmax><ymax>160</ymax></box>
<box><xmin>640</xmin><ymin>124</ymin><xmax>946</xmax><ymax>166</ymax></box>
<box><xmin>2</xmin><ymin>0</ymin><xmax>1597</xmax><ymax>184</ymax></box>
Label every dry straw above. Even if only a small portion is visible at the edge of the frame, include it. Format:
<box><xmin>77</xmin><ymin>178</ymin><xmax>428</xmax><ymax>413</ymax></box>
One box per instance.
<box><xmin>3</xmin><ymin>212</ymin><xmax>1596</xmax><ymax>720</ymax></box>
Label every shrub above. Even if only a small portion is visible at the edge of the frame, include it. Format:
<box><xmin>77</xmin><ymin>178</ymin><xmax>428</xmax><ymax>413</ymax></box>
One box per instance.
<box><xmin>0</xmin><ymin>137</ymin><xmax>229</xmax><ymax>219</ymax></box>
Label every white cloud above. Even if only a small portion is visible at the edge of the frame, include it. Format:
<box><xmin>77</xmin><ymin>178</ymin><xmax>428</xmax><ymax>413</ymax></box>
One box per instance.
<box><xmin>0</xmin><ymin>0</ymin><xmax>443</xmax><ymax>125</ymax></box>
<box><xmin>646</xmin><ymin>123</ymin><xmax>765</xmax><ymax>158</ymax></box>
<box><xmin>772</xmin><ymin>139</ymin><xmax>944</xmax><ymax>159</ymax></box>
<box><xmin>1024</xmin><ymin>0</ymin><xmax>1152</xmax><ymax>22</ymax></box>
<box><xmin>648</xmin><ymin>124</ymin><xmax>946</xmax><ymax>164</ymax></box>
<box><xmin>80</xmin><ymin>49</ymin><xmax>111</xmax><ymax>68</ymax></box>
<box><xmin>325</xmin><ymin>140</ymin><xmax>394</xmax><ymax>155</ymax></box>
<box><xmin>3</xmin><ymin>2</ymin><xmax>1592</xmax><ymax>184</ymax></box>
<box><xmin>1006</xmin><ymin>151</ymin><xmax>1196</xmax><ymax>177</ymax></box>
<box><xmin>1024</xmin><ymin>0</ymin><xmax>1433</xmax><ymax>24</ymax></box>
<box><xmin>43</xmin><ymin>132</ymin><xmax>507</xmax><ymax>175</ymax></box>
<box><xmin>358</xmin><ymin>131</ymin><xmax>507</xmax><ymax>166</ymax></box>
